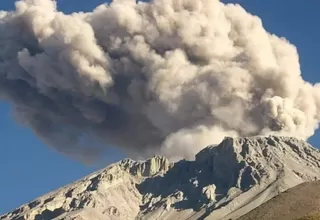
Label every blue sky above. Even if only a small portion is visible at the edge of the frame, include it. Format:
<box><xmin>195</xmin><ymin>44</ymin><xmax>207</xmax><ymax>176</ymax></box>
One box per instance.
<box><xmin>0</xmin><ymin>0</ymin><xmax>320</xmax><ymax>215</ymax></box>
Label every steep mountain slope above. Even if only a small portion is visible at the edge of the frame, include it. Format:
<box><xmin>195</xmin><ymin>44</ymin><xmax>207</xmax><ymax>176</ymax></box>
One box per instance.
<box><xmin>238</xmin><ymin>180</ymin><xmax>320</xmax><ymax>220</ymax></box>
<box><xmin>2</xmin><ymin>136</ymin><xmax>320</xmax><ymax>220</ymax></box>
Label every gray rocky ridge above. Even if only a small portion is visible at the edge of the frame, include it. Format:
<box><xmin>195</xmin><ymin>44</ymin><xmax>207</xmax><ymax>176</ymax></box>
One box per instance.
<box><xmin>2</xmin><ymin>136</ymin><xmax>320</xmax><ymax>220</ymax></box>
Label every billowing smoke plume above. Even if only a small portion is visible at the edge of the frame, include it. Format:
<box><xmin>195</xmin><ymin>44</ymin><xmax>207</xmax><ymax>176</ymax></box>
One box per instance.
<box><xmin>1</xmin><ymin>0</ymin><xmax>320</xmax><ymax>161</ymax></box>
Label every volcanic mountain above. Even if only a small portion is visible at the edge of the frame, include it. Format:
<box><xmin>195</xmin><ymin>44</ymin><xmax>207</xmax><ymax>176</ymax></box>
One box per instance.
<box><xmin>2</xmin><ymin>136</ymin><xmax>320</xmax><ymax>220</ymax></box>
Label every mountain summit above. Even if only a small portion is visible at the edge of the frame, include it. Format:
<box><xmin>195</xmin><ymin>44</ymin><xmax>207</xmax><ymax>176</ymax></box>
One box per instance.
<box><xmin>2</xmin><ymin>136</ymin><xmax>320</xmax><ymax>220</ymax></box>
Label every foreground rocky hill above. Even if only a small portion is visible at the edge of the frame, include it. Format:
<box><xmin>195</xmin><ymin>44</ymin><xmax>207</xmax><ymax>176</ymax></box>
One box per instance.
<box><xmin>2</xmin><ymin>136</ymin><xmax>320</xmax><ymax>220</ymax></box>
<box><xmin>238</xmin><ymin>180</ymin><xmax>320</xmax><ymax>220</ymax></box>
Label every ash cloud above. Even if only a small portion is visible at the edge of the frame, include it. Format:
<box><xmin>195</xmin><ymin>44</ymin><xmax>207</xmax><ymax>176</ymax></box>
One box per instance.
<box><xmin>1</xmin><ymin>0</ymin><xmax>320</xmax><ymax>161</ymax></box>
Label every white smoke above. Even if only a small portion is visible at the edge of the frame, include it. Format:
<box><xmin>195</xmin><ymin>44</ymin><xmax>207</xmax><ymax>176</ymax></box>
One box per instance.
<box><xmin>0</xmin><ymin>0</ymin><xmax>319</xmax><ymax>161</ymax></box>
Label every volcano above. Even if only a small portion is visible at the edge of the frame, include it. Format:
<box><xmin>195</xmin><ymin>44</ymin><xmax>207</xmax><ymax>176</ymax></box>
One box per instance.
<box><xmin>2</xmin><ymin>136</ymin><xmax>320</xmax><ymax>220</ymax></box>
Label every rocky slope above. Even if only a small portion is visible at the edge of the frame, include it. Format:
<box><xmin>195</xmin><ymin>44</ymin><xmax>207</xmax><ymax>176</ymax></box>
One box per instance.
<box><xmin>239</xmin><ymin>181</ymin><xmax>320</xmax><ymax>220</ymax></box>
<box><xmin>238</xmin><ymin>180</ymin><xmax>320</xmax><ymax>220</ymax></box>
<box><xmin>2</xmin><ymin>136</ymin><xmax>320</xmax><ymax>220</ymax></box>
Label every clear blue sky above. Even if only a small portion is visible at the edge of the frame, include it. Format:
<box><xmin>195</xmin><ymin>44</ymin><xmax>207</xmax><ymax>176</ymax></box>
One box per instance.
<box><xmin>0</xmin><ymin>0</ymin><xmax>320</xmax><ymax>215</ymax></box>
